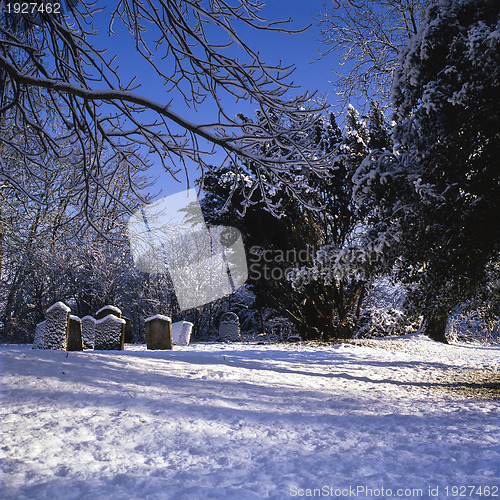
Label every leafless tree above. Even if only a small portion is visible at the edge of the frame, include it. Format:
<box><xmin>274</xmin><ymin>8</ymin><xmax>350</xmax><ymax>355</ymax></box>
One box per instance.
<box><xmin>0</xmin><ymin>144</ymin><xmax>155</xmax><ymax>340</ymax></box>
<box><xmin>0</xmin><ymin>0</ymin><xmax>330</xmax><ymax>211</ymax></box>
<box><xmin>316</xmin><ymin>0</ymin><xmax>427</xmax><ymax>109</ymax></box>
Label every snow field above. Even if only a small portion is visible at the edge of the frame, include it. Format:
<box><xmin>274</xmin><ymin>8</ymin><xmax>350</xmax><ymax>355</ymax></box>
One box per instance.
<box><xmin>1</xmin><ymin>335</ymin><xmax>499</xmax><ymax>500</ymax></box>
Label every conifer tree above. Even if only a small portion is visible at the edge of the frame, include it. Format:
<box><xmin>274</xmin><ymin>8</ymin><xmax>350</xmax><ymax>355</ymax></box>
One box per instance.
<box><xmin>353</xmin><ymin>0</ymin><xmax>500</xmax><ymax>342</ymax></box>
<box><xmin>201</xmin><ymin>105</ymin><xmax>392</xmax><ymax>340</ymax></box>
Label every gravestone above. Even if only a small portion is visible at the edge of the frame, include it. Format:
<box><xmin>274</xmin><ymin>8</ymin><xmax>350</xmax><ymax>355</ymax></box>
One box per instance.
<box><xmin>171</xmin><ymin>321</ymin><xmax>193</xmax><ymax>346</ymax></box>
<box><xmin>67</xmin><ymin>315</ymin><xmax>83</xmax><ymax>351</ymax></box>
<box><xmin>96</xmin><ymin>305</ymin><xmax>122</xmax><ymax>320</ymax></box>
<box><xmin>81</xmin><ymin>316</ymin><xmax>96</xmax><ymax>349</ymax></box>
<box><xmin>145</xmin><ymin>315</ymin><xmax>172</xmax><ymax>350</ymax></box>
<box><xmin>43</xmin><ymin>301</ymin><xmax>71</xmax><ymax>350</ymax></box>
<box><xmin>123</xmin><ymin>316</ymin><xmax>133</xmax><ymax>343</ymax></box>
<box><xmin>32</xmin><ymin>320</ymin><xmax>46</xmax><ymax>349</ymax></box>
<box><xmin>94</xmin><ymin>314</ymin><xmax>125</xmax><ymax>350</ymax></box>
<box><xmin>219</xmin><ymin>312</ymin><xmax>240</xmax><ymax>342</ymax></box>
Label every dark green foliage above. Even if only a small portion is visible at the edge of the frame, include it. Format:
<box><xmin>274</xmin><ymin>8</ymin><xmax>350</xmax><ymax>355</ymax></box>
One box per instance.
<box><xmin>355</xmin><ymin>0</ymin><xmax>500</xmax><ymax>342</ymax></box>
<box><xmin>200</xmin><ymin>107</ymin><xmax>392</xmax><ymax>340</ymax></box>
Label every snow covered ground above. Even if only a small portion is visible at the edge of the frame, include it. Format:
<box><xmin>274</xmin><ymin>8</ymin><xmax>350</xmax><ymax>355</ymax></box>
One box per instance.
<box><xmin>1</xmin><ymin>334</ymin><xmax>499</xmax><ymax>500</ymax></box>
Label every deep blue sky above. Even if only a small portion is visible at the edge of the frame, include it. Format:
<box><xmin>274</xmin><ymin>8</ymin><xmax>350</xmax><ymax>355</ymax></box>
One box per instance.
<box><xmin>94</xmin><ymin>1</ymin><xmax>342</xmax><ymax>198</ymax></box>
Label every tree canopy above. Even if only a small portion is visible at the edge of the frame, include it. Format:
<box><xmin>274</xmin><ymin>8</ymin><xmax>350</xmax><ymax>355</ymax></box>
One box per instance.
<box><xmin>353</xmin><ymin>0</ymin><xmax>500</xmax><ymax>341</ymax></box>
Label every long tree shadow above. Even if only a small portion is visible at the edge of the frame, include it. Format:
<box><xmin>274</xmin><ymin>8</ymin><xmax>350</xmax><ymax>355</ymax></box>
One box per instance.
<box><xmin>2</xmin><ymin>345</ymin><xmax>499</xmax><ymax>400</ymax></box>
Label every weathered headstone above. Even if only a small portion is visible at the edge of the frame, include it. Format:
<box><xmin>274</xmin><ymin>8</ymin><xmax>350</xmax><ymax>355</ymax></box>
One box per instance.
<box><xmin>43</xmin><ymin>301</ymin><xmax>71</xmax><ymax>350</ymax></box>
<box><xmin>96</xmin><ymin>305</ymin><xmax>122</xmax><ymax>320</ymax></box>
<box><xmin>171</xmin><ymin>321</ymin><xmax>193</xmax><ymax>346</ymax></box>
<box><xmin>94</xmin><ymin>314</ymin><xmax>125</xmax><ymax>350</ymax></box>
<box><xmin>81</xmin><ymin>316</ymin><xmax>96</xmax><ymax>349</ymax></box>
<box><xmin>123</xmin><ymin>316</ymin><xmax>133</xmax><ymax>343</ymax></box>
<box><xmin>32</xmin><ymin>320</ymin><xmax>46</xmax><ymax>349</ymax></box>
<box><xmin>145</xmin><ymin>315</ymin><xmax>172</xmax><ymax>350</ymax></box>
<box><xmin>67</xmin><ymin>315</ymin><xmax>83</xmax><ymax>351</ymax></box>
<box><xmin>219</xmin><ymin>312</ymin><xmax>240</xmax><ymax>342</ymax></box>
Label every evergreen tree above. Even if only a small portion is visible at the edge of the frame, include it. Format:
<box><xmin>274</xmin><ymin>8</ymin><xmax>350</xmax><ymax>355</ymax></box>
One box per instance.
<box><xmin>200</xmin><ymin>112</ymin><xmax>341</xmax><ymax>339</ymax></box>
<box><xmin>289</xmin><ymin>104</ymin><xmax>393</xmax><ymax>339</ymax></box>
<box><xmin>200</xmin><ymin>106</ymin><xmax>392</xmax><ymax>340</ymax></box>
<box><xmin>353</xmin><ymin>0</ymin><xmax>500</xmax><ymax>342</ymax></box>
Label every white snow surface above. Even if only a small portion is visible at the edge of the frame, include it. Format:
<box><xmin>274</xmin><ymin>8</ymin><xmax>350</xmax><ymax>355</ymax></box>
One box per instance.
<box><xmin>96</xmin><ymin>305</ymin><xmax>122</xmax><ymax>316</ymax></box>
<box><xmin>1</xmin><ymin>334</ymin><xmax>499</xmax><ymax>500</ymax></box>
<box><xmin>145</xmin><ymin>314</ymin><xmax>172</xmax><ymax>323</ymax></box>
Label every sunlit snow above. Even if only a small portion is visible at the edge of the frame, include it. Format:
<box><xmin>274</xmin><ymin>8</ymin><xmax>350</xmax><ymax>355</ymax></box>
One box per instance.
<box><xmin>1</xmin><ymin>335</ymin><xmax>498</xmax><ymax>499</ymax></box>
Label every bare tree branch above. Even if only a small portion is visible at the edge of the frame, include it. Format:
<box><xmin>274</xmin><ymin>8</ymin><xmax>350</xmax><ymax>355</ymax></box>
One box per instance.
<box><xmin>0</xmin><ymin>0</ymin><xmax>330</xmax><ymax>212</ymax></box>
<box><xmin>316</xmin><ymin>0</ymin><xmax>427</xmax><ymax>110</ymax></box>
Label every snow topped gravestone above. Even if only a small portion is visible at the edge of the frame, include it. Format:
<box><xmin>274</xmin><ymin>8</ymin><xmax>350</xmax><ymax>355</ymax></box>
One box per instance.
<box><xmin>67</xmin><ymin>315</ymin><xmax>83</xmax><ymax>351</ymax></box>
<box><xmin>94</xmin><ymin>315</ymin><xmax>125</xmax><ymax>350</ymax></box>
<box><xmin>32</xmin><ymin>321</ymin><xmax>46</xmax><ymax>349</ymax></box>
<box><xmin>96</xmin><ymin>305</ymin><xmax>122</xmax><ymax>320</ymax></box>
<box><xmin>219</xmin><ymin>312</ymin><xmax>240</xmax><ymax>342</ymax></box>
<box><xmin>81</xmin><ymin>316</ymin><xmax>96</xmax><ymax>349</ymax></box>
<box><xmin>171</xmin><ymin>321</ymin><xmax>193</xmax><ymax>346</ymax></box>
<box><xmin>43</xmin><ymin>301</ymin><xmax>71</xmax><ymax>350</ymax></box>
<box><xmin>145</xmin><ymin>315</ymin><xmax>172</xmax><ymax>350</ymax></box>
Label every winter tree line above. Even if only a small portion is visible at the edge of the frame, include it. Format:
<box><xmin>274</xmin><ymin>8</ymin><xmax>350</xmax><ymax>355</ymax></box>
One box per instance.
<box><xmin>0</xmin><ymin>0</ymin><xmax>498</xmax><ymax>344</ymax></box>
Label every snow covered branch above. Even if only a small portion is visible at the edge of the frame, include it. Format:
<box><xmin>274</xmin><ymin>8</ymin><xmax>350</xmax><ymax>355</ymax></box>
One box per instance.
<box><xmin>316</xmin><ymin>0</ymin><xmax>427</xmax><ymax>109</ymax></box>
<box><xmin>0</xmin><ymin>0</ymin><xmax>329</xmax><ymax>210</ymax></box>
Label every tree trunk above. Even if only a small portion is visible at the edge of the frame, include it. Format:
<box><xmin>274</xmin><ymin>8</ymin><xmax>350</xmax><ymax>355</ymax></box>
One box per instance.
<box><xmin>336</xmin><ymin>322</ymin><xmax>354</xmax><ymax>340</ymax></box>
<box><xmin>424</xmin><ymin>314</ymin><xmax>449</xmax><ymax>344</ymax></box>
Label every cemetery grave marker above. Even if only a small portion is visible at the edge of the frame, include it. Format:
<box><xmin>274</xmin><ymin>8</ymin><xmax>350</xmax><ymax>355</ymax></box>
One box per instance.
<box><xmin>145</xmin><ymin>315</ymin><xmax>173</xmax><ymax>350</ymax></box>
<box><xmin>219</xmin><ymin>312</ymin><xmax>240</xmax><ymax>342</ymax></box>
<box><xmin>32</xmin><ymin>321</ymin><xmax>46</xmax><ymax>349</ymax></box>
<box><xmin>94</xmin><ymin>314</ymin><xmax>125</xmax><ymax>350</ymax></box>
<box><xmin>67</xmin><ymin>315</ymin><xmax>83</xmax><ymax>351</ymax></box>
<box><xmin>42</xmin><ymin>301</ymin><xmax>71</xmax><ymax>350</ymax></box>
<box><xmin>171</xmin><ymin>321</ymin><xmax>193</xmax><ymax>346</ymax></box>
<box><xmin>81</xmin><ymin>316</ymin><xmax>96</xmax><ymax>349</ymax></box>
